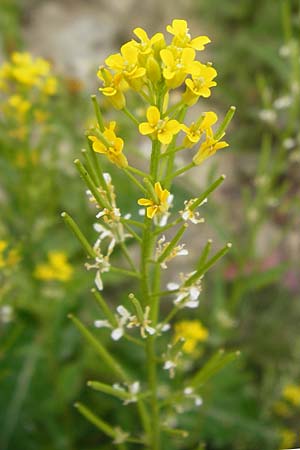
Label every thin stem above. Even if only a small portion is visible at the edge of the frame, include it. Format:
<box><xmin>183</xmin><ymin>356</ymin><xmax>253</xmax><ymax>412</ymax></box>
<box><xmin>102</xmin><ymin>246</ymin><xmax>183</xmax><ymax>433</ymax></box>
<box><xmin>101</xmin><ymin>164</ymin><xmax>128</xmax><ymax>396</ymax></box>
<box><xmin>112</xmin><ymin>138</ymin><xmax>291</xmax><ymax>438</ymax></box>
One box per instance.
<box><xmin>122</xmin><ymin>107</ymin><xmax>139</xmax><ymax>126</ymax></box>
<box><xmin>162</xmin><ymin>162</ymin><xmax>195</xmax><ymax>184</ymax></box>
<box><xmin>110</xmin><ymin>266</ymin><xmax>140</xmax><ymax>279</ymax></box>
<box><xmin>150</xmin><ymin>139</ymin><xmax>161</xmax><ymax>180</ymax></box>
<box><xmin>119</xmin><ymin>241</ymin><xmax>137</xmax><ymax>272</ymax></box>
<box><xmin>123</xmin><ymin>169</ymin><xmax>148</xmax><ymax>194</ymax></box>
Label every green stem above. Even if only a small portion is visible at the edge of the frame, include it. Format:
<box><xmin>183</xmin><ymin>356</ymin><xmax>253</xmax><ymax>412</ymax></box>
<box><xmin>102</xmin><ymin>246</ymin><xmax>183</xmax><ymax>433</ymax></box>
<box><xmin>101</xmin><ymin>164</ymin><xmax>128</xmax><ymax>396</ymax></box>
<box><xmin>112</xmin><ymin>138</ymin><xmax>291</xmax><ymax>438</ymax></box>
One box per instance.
<box><xmin>123</xmin><ymin>107</ymin><xmax>139</xmax><ymax>126</ymax></box>
<box><xmin>150</xmin><ymin>140</ymin><xmax>161</xmax><ymax>180</ymax></box>
<box><xmin>61</xmin><ymin>212</ymin><xmax>96</xmax><ymax>258</ymax></box>
<box><xmin>162</xmin><ymin>162</ymin><xmax>195</xmax><ymax>184</ymax></box>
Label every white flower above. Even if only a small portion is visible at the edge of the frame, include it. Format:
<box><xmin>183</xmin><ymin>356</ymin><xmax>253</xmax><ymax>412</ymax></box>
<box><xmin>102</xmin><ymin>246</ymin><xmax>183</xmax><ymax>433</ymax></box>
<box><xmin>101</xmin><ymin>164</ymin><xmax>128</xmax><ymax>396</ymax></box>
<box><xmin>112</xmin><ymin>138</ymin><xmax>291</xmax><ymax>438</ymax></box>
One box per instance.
<box><xmin>258</xmin><ymin>109</ymin><xmax>276</xmax><ymax>124</ymax></box>
<box><xmin>128</xmin><ymin>305</ymin><xmax>156</xmax><ymax>338</ymax></box>
<box><xmin>163</xmin><ymin>343</ymin><xmax>182</xmax><ymax>378</ymax></box>
<box><xmin>183</xmin><ymin>386</ymin><xmax>203</xmax><ymax>407</ymax></box>
<box><xmin>94</xmin><ymin>305</ymin><xmax>134</xmax><ymax>341</ymax></box>
<box><xmin>113</xmin><ymin>427</ymin><xmax>129</xmax><ymax>445</ymax></box>
<box><xmin>0</xmin><ymin>305</ymin><xmax>13</xmax><ymax>323</ymax></box>
<box><xmin>167</xmin><ymin>272</ymin><xmax>203</xmax><ymax>309</ymax></box>
<box><xmin>180</xmin><ymin>198</ymin><xmax>206</xmax><ymax>224</ymax></box>
<box><xmin>155</xmin><ymin>235</ymin><xmax>189</xmax><ymax>269</ymax></box>
<box><xmin>112</xmin><ymin>381</ymin><xmax>140</xmax><ymax>405</ymax></box>
<box><xmin>124</xmin><ymin>381</ymin><xmax>140</xmax><ymax>405</ymax></box>
<box><xmin>283</xmin><ymin>138</ymin><xmax>296</xmax><ymax>149</ymax></box>
<box><xmin>273</xmin><ymin>95</ymin><xmax>292</xmax><ymax>109</ymax></box>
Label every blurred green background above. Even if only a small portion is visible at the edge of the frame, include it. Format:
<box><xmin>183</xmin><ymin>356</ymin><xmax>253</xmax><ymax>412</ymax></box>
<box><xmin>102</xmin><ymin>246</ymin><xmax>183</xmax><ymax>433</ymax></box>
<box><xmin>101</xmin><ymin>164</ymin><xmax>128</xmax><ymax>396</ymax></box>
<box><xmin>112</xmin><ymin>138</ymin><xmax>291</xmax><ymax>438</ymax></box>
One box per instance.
<box><xmin>1</xmin><ymin>1</ymin><xmax>300</xmax><ymax>449</ymax></box>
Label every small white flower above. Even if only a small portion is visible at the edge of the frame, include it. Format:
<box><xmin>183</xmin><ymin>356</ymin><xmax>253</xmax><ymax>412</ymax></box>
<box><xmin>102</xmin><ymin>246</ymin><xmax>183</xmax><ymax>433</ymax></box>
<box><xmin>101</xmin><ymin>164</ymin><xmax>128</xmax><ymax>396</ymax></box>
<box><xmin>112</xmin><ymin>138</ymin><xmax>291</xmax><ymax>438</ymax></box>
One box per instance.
<box><xmin>156</xmin><ymin>236</ymin><xmax>189</xmax><ymax>269</ymax></box>
<box><xmin>283</xmin><ymin>138</ymin><xmax>296</xmax><ymax>149</ymax></box>
<box><xmin>258</xmin><ymin>109</ymin><xmax>276</xmax><ymax>124</ymax></box>
<box><xmin>113</xmin><ymin>427</ymin><xmax>129</xmax><ymax>445</ymax></box>
<box><xmin>180</xmin><ymin>198</ymin><xmax>206</xmax><ymax>224</ymax></box>
<box><xmin>273</xmin><ymin>95</ymin><xmax>292</xmax><ymax>109</ymax></box>
<box><xmin>0</xmin><ymin>305</ymin><xmax>13</xmax><ymax>323</ymax></box>
<box><xmin>123</xmin><ymin>381</ymin><xmax>140</xmax><ymax>405</ymax></box>
<box><xmin>279</xmin><ymin>44</ymin><xmax>291</xmax><ymax>58</ymax></box>
<box><xmin>183</xmin><ymin>386</ymin><xmax>203</xmax><ymax>407</ymax></box>
<box><xmin>167</xmin><ymin>272</ymin><xmax>203</xmax><ymax>309</ymax></box>
<box><xmin>94</xmin><ymin>305</ymin><xmax>134</xmax><ymax>341</ymax></box>
<box><xmin>163</xmin><ymin>343</ymin><xmax>182</xmax><ymax>378</ymax></box>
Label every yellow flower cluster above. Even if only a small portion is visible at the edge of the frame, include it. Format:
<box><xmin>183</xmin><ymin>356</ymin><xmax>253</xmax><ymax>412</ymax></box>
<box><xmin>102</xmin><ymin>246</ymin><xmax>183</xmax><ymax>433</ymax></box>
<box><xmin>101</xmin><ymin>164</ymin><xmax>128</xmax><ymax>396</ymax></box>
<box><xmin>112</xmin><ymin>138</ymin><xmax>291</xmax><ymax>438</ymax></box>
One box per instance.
<box><xmin>174</xmin><ymin>320</ymin><xmax>209</xmax><ymax>354</ymax></box>
<box><xmin>279</xmin><ymin>428</ymin><xmax>297</xmax><ymax>449</ymax></box>
<box><xmin>283</xmin><ymin>383</ymin><xmax>300</xmax><ymax>407</ymax></box>
<box><xmin>0</xmin><ymin>52</ymin><xmax>57</xmax><ymax>140</ymax></box>
<box><xmin>0</xmin><ymin>240</ymin><xmax>20</xmax><ymax>269</ymax></box>
<box><xmin>34</xmin><ymin>251</ymin><xmax>73</xmax><ymax>282</ymax></box>
<box><xmin>98</xmin><ymin>19</ymin><xmax>215</xmax><ymax>109</ymax></box>
<box><xmin>89</xmin><ymin>19</ymin><xmax>232</xmax><ymax>220</ymax></box>
<box><xmin>0</xmin><ymin>52</ymin><xmax>57</xmax><ymax>94</ymax></box>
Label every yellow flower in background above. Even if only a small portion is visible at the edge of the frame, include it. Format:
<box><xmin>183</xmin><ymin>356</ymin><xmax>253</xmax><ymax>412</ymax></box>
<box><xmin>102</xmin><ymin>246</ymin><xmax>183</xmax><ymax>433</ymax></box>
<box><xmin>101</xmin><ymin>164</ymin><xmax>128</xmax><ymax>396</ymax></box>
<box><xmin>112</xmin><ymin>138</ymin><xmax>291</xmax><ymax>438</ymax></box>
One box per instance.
<box><xmin>139</xmin><ymin>106</ymin><xmax>181</xmax><ymax>144</ymax></box>
<box><xmin>193</xmin><ymin>129</ymin><xmax>228</xmax><ymax>165</ymax></box>
<box><xmin>7</xmin><ymin>95</ymin><xmax>31</xmax><ymax>116</ymax></box>
<box><xmin>182</xmin><ymin>111</ymin><xmax>218</xmax><ymax>147</ymax></box>
<box><xmin>166</xmin><ymin>19</ymin><xmax>211</xmax><ymax>51</ymax></box>
<box><xmin>0</xmin><ymin>240</ymin><xmax>21</xmax><ymax>269</ymax></box>
<box><xmin>273</xmin><ymin>400</ymin><xmax>291</xmax><ymax>418</ymax></box>
<box><xmin>98</xmin><ymin>68</ymin><xmax>127</xmax><ymax>110</ymax></box>
<box><xmin>42</xmin><ymin>76</ymin><xmax>57</xmax><ymax>95</ymax></box>
<box><xmin>174</xmin><ymin>320</ymin><xmax>209</xmax><ymax>354</ymax></box>
<box><xmin>34</xmin><ymin>251</ymin><xmax>73</xmax><ymax>282</ymax></box>
<box><xmin>183</xmin><ymin>64</ymin><xmax>217</xmax><ymax>106</ymax></box>
<box><xmin>88</xmin><ymin>121</ymin><xmax>128</xmax><ymax>168</ymax></box>
<box><xmin>0</xmin><ymin>52</ymin><xmax>57</xmax><ymax>95</ymax></box>
<box><xmin>138</xmin><ymin>182</ymin><xmax>170</xmax><ymax>219</ymax></box>
<box><xmin>160</xmin><ymin>47</ymin><xmax>200</xmax><ymax>89</ymax></box>
<box><xmin>279</xmin><ymin>429</ymin><xmax>297</xmax><ymax>450</ymax></box>
<box><xmin>283</xmin><ymin>384</ymin><xmax>300</xmax><ymax>406</ymax></box>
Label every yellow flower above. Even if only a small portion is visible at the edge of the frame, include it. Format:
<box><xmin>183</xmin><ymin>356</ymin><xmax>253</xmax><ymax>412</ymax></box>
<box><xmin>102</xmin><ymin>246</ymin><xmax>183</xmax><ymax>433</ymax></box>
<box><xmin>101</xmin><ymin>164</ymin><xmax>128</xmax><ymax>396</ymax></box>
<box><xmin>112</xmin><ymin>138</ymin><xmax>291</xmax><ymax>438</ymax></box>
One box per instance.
<box><xmin>279</xmin><ymin>429</ymin><xmax>297</xmax><ymax>450</ymax></box>
<box><xmin>138</xmin><ymin>182</ymin><xmax>170</xmax><ymax>219</ymax></box>
<box><xmin>10</xmin><ymin>52</ymin><xmax>51</xmax><ymax>87</ymax></box>
<box><xmin>193</xmin><ymin>129</ymin><xmax>229</xmax><ymax>165</ymax></box>
<box><xmin>166</xmin><ymin>19</ymin><xmax>211</xmax><ymax>51</ymax></box>
<box><xmin>0</xmin><ymin>241</ymin><xmax>20</xmax><ymax>269</ymax></box>
<box><xmin>160</xmin><ymin>46</ymin><xmax>200</xmax><ymax>89</ymax></box>
<box><xmin>42</xmin><ymin>76</ymin><xmax>57</xmax><ymax>95</ymax></box>
<box><xmin>98</xmin><ymin>67</ymin><xmax>127</xmax><ymax>110</ymax></box>
<box><xmin>34</xmin><ymin>251</ymin><xmax>73</xmax><ymax>282</ymax></box>
<box><xmin>7</xmin><ymin>95</ymin><xmax>31</xmax><ymax>116</ymax></box>
<box><xmin>132</xmin><ymin>27</ymin><xmax>165</xmax><ymax>56</ymax></box>
<box><xmin>0</xmin><ymin>241</ymin><xmax>8</xmax><ymax>268</ymax></box>
<box><xmin>273</xmin><ymin>401</ymin><xmax>291</xmax><ymax>418</ymax></box>
<box><xmin>174</xmin><ymin>320</ymin><xmax>208</xmax><ymax>354</ymax></box>
<box><xmin>139</xmin><ymin>106</ymin><xmax>181</xmax><ymax>144</ymax></box>
<box><xmin>182</xmin><ymin>111</ymin><xmax>218</xmax><ymax>147</ymax></box>
<box><xmin>283</xmin><ymin>384</ymin><xmax>300</xmax><ymax>406</ymax></box>
<box><xmin>88</xmin><ymin>122</ymin><xmax>128</xmax><ymax>168</ymax></box>
<box><xmin>105</xmin><ymin>42</ymin><xmax>146</xmax><ymax>89</ymax></box>
<box><xmin>183</xmin><ymin>64</ymin><xmax>217</xmax><ymax>106</ymax></box>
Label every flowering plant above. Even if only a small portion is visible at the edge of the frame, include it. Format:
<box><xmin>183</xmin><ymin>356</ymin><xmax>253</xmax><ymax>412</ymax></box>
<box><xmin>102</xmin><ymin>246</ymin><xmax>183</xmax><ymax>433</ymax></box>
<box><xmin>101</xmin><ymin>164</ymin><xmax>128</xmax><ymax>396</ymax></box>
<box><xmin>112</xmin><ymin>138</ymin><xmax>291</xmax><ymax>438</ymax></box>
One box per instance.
<box><xmin>63</xmin><ymin>19</ymin><xmax>237</xmax><ymax>449</ymax></box>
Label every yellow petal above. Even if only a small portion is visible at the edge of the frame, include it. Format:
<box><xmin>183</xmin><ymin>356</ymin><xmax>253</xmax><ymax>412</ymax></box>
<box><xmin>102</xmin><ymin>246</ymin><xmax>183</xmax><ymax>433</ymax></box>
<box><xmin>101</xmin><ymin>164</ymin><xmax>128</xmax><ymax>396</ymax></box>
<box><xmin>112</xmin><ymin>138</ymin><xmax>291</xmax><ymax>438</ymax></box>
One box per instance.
<box><xmin>147</xmin><ymin>106</ymin><xmax>160</xmax><ymax>125</ymax></box>
<box><xmin>139</xmin><ymin>122</ymin><xmax>154</xmax><ymax>135</ymax></box>
<box><xmin>158</xmin><ymin>130</ymin><xmax>173</xmax><ymax>145</ymax></box>
<box><xmin>165</xmin><ymin>119</ymin><xmax>181</xmax><ymax>134</ymax></box>
<box><xmin>138</xmin><ymin>198</ymin><xmax>153</xmax><ymax>206</ymax></box>
<box><xmin>147</xmin><ymin>206</ymin><xmax>157</xmax><ymax>219</ymax></box>
<box><xmin>133</xmin><ymin>27</ymin><xmax>149</xmax><ymax>43</ymax></box>
<box><xmin>154</xmin><ymin>182</ymin><xmax>163</xmax><ymax>197</ymax></box>
<box><xmin>160</xmin><ymin>49</ymin><xmax>174</xmax><ymax>67</ymax></box>
<box><xmin>190</xmin><ymin>36</ymin><xmax>211</xmax><ymax>51</ymax></box>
